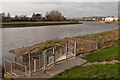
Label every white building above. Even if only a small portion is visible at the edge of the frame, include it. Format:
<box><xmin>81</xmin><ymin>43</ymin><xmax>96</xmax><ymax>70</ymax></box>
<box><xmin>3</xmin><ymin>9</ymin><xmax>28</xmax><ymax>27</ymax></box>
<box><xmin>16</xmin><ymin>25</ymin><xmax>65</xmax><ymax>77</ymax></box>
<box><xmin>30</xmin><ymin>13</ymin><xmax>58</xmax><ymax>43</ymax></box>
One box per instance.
<box><xmin>102</xmin><ymin>18</ymin><xmax>105</xmax><ymax>21</ymax></box>
<box><xmin>113</xmin><ymin>16</ymin><xmax>119</xmax><ymax>21</ymax></box>
<box><xmin>105</xmin><ymin>17</ymin><xmax>114</xmax><ymax>22</ymax></box>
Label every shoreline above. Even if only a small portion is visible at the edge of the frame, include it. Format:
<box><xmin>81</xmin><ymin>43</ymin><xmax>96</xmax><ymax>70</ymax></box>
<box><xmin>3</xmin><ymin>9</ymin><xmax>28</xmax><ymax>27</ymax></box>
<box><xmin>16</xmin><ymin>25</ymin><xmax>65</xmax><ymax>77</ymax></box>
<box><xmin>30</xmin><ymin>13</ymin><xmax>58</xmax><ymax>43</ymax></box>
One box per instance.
<box><xmin>1</xmin><ymin>21</ymin><xmax>82</xmax><ymax>28</ymax></box>
<box><xmin>98</xmin><ymin>21</ymin><xmax>120</xmax><ymax>25</ymax></box>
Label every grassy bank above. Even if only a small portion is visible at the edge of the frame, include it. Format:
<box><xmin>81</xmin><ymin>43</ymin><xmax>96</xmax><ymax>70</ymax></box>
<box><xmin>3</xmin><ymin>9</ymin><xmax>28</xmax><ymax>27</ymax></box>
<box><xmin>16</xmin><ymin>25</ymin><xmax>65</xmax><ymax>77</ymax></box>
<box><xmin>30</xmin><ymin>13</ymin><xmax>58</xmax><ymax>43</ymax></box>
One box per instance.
<box><xmin>73</xmin><ymin>29</ymin><xmax>119</xmax><ymax>49</ymax></box>
<box><xmin>51</xmin><ymin>41</ymin><xmax>119</xmax><ymax>78</ymax></box>
<box><xmin>51</xmin><ymin>63</ymin><xmax>119</xmax><ymax>78</ymax></box>
<box><xmin>83</xmin><ymin>41</ymin><xmax>119</xmax><ymax>62</ymax></box>
<box><xmin>1</xmin><ymin>21</ymin><xmax>81</xmax><ymax>28</ymax></box>
<box><xmin>43</xmin><ymin>29</ymin><xmax>119</xmax><ymax>51</ymax></box>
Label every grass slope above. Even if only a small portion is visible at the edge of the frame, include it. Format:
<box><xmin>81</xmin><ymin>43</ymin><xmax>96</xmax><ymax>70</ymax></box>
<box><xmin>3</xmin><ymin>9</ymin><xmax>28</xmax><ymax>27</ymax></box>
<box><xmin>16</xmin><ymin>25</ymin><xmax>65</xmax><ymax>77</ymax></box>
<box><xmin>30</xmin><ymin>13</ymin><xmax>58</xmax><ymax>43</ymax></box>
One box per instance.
<box><xmin>82</xmin><ymin>41</ymin><xmax>119</xmax><ymax>62</ymax></box>
<box><xmin>51</xmin><ymin>63</ymin><xmax>119</xmax><ymax>78</ymax></box>
<box><xmin>51</xmin><ymin>41</ymin><xmax>119</xmax><ymax>79</ymax></box>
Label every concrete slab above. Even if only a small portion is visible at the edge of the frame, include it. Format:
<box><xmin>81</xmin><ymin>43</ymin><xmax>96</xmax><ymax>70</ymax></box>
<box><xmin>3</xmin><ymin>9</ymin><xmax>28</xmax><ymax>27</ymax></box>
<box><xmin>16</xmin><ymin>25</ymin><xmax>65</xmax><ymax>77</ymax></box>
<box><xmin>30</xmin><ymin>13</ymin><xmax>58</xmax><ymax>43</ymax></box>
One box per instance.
<box><xmin>46</xmin><ymin>57</ymin><xmax>86</xmax><ymax>76</ymax></box>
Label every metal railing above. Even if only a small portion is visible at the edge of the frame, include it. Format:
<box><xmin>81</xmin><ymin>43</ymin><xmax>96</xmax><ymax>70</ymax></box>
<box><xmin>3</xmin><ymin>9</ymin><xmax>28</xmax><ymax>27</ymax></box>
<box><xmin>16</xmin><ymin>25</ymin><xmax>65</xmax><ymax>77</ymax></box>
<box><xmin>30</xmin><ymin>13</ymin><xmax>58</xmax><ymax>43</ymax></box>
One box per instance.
<box><xmin>4</xmin><ymin>38</ymin><xmax>98</xmax><ymax>77</ymax></box>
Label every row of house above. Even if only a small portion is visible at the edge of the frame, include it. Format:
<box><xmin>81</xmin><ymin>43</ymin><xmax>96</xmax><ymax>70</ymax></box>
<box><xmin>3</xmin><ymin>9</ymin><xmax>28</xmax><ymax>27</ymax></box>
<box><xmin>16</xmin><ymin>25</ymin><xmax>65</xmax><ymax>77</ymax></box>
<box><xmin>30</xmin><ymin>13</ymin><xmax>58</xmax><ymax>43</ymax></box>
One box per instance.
<box><xmin>104</xmin><ymin>16</ymin><xmax>119</xmax><ymax>22</ymax></box>
<box><xmin>69</xmin><ymin>17</ymin><xmax>105</xmax><ymax>21</ymax></box>
<box><xmin>68</xmin><ymin>16</ymin><xmax>119</xmax><ymax>22</ymax></box>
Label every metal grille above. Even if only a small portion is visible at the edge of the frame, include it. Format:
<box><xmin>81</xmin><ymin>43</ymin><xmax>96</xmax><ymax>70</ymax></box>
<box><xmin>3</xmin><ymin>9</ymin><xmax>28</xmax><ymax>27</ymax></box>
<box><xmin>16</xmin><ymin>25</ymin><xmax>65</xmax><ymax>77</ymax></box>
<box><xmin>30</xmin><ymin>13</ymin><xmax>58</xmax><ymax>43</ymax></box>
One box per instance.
<box><xmin>4</xmin><ymin>38</ymin><xmax>98</xmax><ymax>77</ymax></box>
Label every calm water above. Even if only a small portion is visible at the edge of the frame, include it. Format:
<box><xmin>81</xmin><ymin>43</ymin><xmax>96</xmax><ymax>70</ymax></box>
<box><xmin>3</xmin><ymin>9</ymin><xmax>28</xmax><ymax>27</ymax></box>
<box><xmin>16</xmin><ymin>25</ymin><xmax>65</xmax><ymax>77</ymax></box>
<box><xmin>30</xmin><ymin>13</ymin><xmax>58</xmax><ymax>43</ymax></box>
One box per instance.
<box><xmin>0</xmin><ymin>21</ymin><xmax>118</xmax><ymax>64</ymax></box>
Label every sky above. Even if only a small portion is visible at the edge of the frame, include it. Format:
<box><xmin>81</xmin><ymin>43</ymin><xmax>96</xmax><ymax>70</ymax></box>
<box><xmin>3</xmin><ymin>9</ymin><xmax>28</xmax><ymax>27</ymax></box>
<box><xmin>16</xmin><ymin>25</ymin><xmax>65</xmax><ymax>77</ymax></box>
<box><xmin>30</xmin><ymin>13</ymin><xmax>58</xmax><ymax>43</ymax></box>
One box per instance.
<box><xmin>1</xmin><ymin>1</ymin><xmax>119</xmax><ymax>18</ymax></box>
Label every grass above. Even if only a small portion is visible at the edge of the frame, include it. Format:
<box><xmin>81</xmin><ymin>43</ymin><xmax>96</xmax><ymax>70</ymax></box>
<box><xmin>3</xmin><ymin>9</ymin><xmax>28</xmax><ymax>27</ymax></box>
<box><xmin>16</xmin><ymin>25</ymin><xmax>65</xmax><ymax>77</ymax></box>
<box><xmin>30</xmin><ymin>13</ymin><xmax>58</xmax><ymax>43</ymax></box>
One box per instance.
<box><xmin>42</xmin><ymin>29</ymin><xmax>119</xmax><ymax>51</ymax></box>
<box><xmin>73</xmin><ymin>29</ymin><xmax>119</xmax><ymax>49</ymax></box>
<box><xmin>51</xmin><ymin>63</ymin><xmax>119</xmax><ymax>78</ymax></box>
<box><xmin>41</xmin><ymin>29</ymin><xmax>119</xmax><ymax>51</ymax></box>
<box><xmin>82</xmin><ymin>41</ymin><xmax>119</xmax><ymax>62</ymax></box>
<box><xmin>1</xmin><ymin>21</ymin><xmax>79</xmax><ymax>28</ymax></box>
<box><xmin>2</xmin><ymin>21</ymin><xmax>78</xmax><ymax>24</ymax></box>
<box><xmin>41</xmin><ymin>39</ymin><xmax>67</xmax><ymax>50</ymax></box>
<box><xmin>1</xmin><ymin>21</ymin><xmax>80</xmax><ymax>27</ymax></box>
<box><xmin>51</xmin><ymin>39</ymin><xmax>119</xmax><ymax>79</ymax></box>
<box><xmin>42</xmin><ymin>43</ymin><xmax>58</xmax><ymax>50</ymax></box>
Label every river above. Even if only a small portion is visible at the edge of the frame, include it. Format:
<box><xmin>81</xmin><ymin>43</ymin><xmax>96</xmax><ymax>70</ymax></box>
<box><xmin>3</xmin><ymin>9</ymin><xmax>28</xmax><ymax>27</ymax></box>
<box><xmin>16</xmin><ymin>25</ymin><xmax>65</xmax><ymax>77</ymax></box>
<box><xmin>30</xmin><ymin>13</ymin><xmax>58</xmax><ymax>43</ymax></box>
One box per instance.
<box><xmin>0</xmin><ymin>21</ymin><xmax>118</xmax><ymax>64</ymax></box>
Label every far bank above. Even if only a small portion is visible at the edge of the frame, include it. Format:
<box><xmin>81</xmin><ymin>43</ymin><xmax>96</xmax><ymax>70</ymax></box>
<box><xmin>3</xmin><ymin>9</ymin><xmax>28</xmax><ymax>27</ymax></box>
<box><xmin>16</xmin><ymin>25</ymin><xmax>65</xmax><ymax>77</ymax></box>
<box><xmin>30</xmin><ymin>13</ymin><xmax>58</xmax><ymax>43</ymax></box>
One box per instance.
<box><xmin>98</xmin><ymin>21</ymin><xmax>120</xmax><ymax>25</ymax></box>
<box><xmin>1</xmin><ymin>21</ymin><xmax>82</xmax><ymax>28</ymax></box>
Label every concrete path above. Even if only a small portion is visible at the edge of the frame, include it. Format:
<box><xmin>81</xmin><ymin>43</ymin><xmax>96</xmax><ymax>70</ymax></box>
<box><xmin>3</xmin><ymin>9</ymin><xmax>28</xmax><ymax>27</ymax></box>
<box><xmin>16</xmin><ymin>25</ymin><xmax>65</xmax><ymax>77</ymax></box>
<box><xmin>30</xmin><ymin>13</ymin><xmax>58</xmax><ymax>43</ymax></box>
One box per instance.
<box><xmin>46</xmin><ymin>57</ymin><xmax>86</xmax><ymax>76</ymax></box>
<box><xmin>25</xmin><ymin>56</ymin><xmax>86</xmax><ymax>78</ymax></box>
<box><xmin>83</xmin><ymin>60</ymin><xmax>119</xmax><ymax>66</ymax></box>
<box><xmin>27</xmin><ymin>71</ymin><xmax>51</xmax><ymax>78</ymax></box>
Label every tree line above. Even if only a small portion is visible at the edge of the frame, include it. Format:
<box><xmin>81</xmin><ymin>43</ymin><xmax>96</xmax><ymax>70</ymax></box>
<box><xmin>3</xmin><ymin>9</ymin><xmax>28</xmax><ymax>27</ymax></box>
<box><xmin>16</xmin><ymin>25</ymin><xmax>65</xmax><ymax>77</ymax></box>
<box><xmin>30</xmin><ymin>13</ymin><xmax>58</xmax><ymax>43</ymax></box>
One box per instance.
<box><xmin>0</xmin><ymin>10</ymin><xmax>66</xmax><ymax>22</ymax></box>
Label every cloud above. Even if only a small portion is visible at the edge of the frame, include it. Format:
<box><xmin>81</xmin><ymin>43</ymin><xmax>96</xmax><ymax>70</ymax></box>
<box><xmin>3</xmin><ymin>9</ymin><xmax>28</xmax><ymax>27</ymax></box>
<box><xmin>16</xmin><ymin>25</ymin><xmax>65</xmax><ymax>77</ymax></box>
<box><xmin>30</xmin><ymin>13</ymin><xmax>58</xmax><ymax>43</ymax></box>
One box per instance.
<box><xmin>1</xmin><ymin>0</ymin><xmax>119</xmax><ymax>2</ymax></box>
<box><xmin>1</xmin><ymin>2</ymin><xmax>118</xmax><ymax>17</ymax></box>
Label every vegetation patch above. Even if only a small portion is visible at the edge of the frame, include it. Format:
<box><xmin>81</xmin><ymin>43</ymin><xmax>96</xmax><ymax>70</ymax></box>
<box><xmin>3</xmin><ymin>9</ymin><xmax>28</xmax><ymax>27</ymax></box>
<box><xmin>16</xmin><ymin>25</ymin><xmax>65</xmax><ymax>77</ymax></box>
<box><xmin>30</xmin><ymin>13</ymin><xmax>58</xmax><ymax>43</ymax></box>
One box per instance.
<box><xmin>82</xmin><ymin>41</ymin><xmax>119</xmax><ymax>62</ymax></box>
<box><xmin>41</xmin><ymin>39</ymin><xmax>67</xmax><ymax>50</ymax></box>
<box><xmin>73</xmin><ymin>29</ymin><xmax>119</xmax><ymax>49</ymax></box>
<box><xmin>51</xmin><ymin>63</ymin><xmax>119</xmax><ymax>78</ymax></box>
<box><xmin>42</xmin><ymin>29</ymin><xmax>119</xmax><ymax>51</ymax></box>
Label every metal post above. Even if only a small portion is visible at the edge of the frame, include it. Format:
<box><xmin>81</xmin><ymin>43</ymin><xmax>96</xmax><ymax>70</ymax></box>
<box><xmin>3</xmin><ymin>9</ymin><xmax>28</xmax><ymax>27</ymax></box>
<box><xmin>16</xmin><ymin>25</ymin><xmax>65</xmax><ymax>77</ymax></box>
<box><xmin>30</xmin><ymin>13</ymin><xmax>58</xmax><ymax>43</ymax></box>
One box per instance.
<box><xmin>96</xmin><ymin>42</ymin><xmax>98</xmax><ymax>49</ymax></box>
<box><xmin>34</xmin><ymin>59</ymin><xmax>37</xmax><ymax>72</ymax></box>
<box><xmin>74</xmin><ymin>39</ymin><xmax>77</xmax><ymax>57</ymax></box>
<box><xmin>65</xmin><ymin>44</ymin><xmax>68</xmax><ymax>60</ymax></box>
<box><xmin>39</xmin><ymin>54</ymin><xmax>41</xmax><ymax>68</ymax></box>
<box><xmin>88</xmin><ymin>43</ymin><xmax>90</xmax><ymax>52</ymax></box>
<box><xmin>29</xmin><ymin>54</ymin><xmax>31</xmax><ymax>76</ymax></box>
<box><xmin>11</xmin><ymin>62</ymin><xmax>12</xmax><ymax>73</ymax></box>
<box><xmin>43</xmin><ymin>50</ymin><xmax>47</xmax><ymax>71</ymax></box>
<box><xmin>53</xmin><ymin>47</ymin><xmax>56</xmax><ymax>64</ymax></box>
<box><xmin>25</xmin><ymin>66</ymin><xmax>27</xmax><ymax>75</ymax></box>
<box><xmin>14</xmin><ymin>56</ymin><xmax>17</xmax><ymax>69</ymax></box>
<box><xmin>4</xmin><ymin>61</ymin><xmax>6</xmax><ymax>73</ymax></box>
<box><xmin>60</xmin><ymin>48</ymin><xmax>62</xmax><ymax>57</ymax></box>
<box><xmin>68</xmin><ymin>40</ymin><xmax>71</xmax><ymax>53</ymax></box>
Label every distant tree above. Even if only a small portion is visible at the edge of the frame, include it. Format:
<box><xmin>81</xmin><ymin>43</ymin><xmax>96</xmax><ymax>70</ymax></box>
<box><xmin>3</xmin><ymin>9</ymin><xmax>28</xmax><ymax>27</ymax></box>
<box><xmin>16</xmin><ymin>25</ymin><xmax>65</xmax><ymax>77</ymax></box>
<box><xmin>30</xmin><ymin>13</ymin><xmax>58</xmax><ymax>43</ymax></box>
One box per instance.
<box><xmin>32</xmin><ymin>13</ymin><xmax>36</xmax><ymax>21</ymax></box>
<box><xmin>14</xmin><ymin>15</ymin><xmax>19</xmax><ymax>21</ymax></box>
<box><xmin>15</xmin><ymin>15</ymin><xmax>19</xmax><ymax>19</ymax></box>
<box><xmin>31</xmin><ymin>13</ymin><xmax>42</xmax><ymax>21</ymax></box>
<box><xmin>59</xmin><ymin>16</ymin><xmax>65</xmax><ymax>21</ymax></box>
<box><xmin>1</xmin><ymin>13</ymin><xmax>6</xmax><ymax>20</ymax></box>
<box><xmin>7</xmin><ymin>13</ymin><xmax>11</xmax><ymax>18</ymax></box>
<box><xmin>2</xmin><ymin>13</ymin><xmax>6</xmax><ymax>17</ymax></box>
<box><xmin>45</xmin><ymin>10</ymin><xmax>65</xmax><ymax>21</ymax></box>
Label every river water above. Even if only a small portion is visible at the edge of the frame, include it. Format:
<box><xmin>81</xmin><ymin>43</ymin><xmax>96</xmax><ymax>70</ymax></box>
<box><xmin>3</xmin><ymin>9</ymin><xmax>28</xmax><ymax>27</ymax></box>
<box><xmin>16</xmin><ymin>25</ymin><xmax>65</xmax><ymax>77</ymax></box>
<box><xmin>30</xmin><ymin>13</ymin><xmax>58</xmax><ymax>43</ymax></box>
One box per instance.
<box><xmin>0</xmin><ymin>21</ymin><xmax>118</xmax><ymax>64</ymax></box>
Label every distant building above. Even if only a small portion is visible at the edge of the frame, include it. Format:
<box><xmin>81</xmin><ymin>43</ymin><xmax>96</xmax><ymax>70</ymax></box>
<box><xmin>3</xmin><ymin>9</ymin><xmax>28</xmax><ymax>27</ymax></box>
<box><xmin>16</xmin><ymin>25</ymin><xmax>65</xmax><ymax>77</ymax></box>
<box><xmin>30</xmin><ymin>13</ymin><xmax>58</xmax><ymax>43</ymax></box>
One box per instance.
<box><xmin>0</xmin><ymin>13</ymin><xmax>6</xmax><ymax>20</ymax></box>
<box><xmin>32</xmin><ymin>13</ymin><xmax>42</xmax><ymax>21</ymax></box>
<box><xmin>113</xmin><ymin>16</ymin><xmax>119</xmax><ymax>21</ymax></box>
<box><xmin>105</xmin><ymin>16</ymin><xmax>114</xmax><ymax>22</ymax></box>
<box><xmin>102</xmin><ymin>18</ymin><xmax>105</xmax><ymax>21</ymax></box>
<box><xmin>18</xmin><ymin>15</ymin><xmax>29</xmax><ymax>21</ymax></box>
<box><xmin>105</xmin><ymin>16</ymin><xmax>119</xmax><ymax>22</ymax></box>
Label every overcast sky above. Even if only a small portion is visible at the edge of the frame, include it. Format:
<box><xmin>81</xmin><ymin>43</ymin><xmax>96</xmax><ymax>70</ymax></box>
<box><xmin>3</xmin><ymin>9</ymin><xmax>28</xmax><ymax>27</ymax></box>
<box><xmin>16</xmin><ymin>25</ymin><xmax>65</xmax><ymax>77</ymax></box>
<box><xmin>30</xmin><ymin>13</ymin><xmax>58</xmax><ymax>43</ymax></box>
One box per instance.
<box><xmin>1</xmin><ymin>2</ymin><xmax>119</xmax><ymax>17</ymax></box>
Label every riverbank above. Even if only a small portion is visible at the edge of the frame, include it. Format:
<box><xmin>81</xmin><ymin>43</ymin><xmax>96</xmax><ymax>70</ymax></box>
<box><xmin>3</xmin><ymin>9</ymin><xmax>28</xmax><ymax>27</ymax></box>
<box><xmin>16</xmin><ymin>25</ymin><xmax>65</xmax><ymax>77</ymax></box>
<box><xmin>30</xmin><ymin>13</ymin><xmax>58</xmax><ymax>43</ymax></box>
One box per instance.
<box><xmin>99</xmin><ymin>21</ymin><xmax>120</xmax><ymax>25</ymax></box>
<box><xmin>10</xmin><ymin>29</ymin><xmax>119</xmax><ymax>56</ymax></box>
<box><xmin>1</xmin><ymin>21</ymin><xmax>82</xmax><ymax>28</ymax></box>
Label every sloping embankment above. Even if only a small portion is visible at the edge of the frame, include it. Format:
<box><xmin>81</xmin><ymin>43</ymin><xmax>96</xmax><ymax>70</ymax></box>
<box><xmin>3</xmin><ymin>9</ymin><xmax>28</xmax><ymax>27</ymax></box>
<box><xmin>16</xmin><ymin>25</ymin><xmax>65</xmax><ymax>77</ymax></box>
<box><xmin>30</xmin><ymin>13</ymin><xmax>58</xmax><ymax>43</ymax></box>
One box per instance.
<box><xmin>9</xmin><ymin>29</ymin><xmax>120</xmax><ymax>56</ymax></box>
